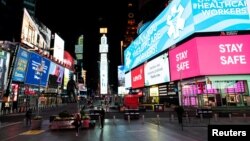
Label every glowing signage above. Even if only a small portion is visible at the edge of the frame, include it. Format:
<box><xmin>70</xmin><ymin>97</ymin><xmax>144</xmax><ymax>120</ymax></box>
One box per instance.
<box><xmin>124</xmin><ymin>0</ymin><xmax>250</xmax><ymax>72</ymax></box>
<box><xmin>169</xmin><ymin>35</ymin><xmax>250</xmax><ymax>81</ymax></box>
<box><xmin>131</xmin><ymin>65</ymin><xmax>144</xmax><ymax>89</ymax></box>
<box><xmin>144</xmin><ymin>53</ymin><xmax>170</xmax><ymax>86</ymax></box>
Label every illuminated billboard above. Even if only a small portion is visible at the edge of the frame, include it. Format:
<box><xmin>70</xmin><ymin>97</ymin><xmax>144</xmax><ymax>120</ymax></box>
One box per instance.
<box><xmin>124</xmin><ymin>0</ymin><xmax>250</xmax><ymax>72</ymax></box>
<box><xmin>21</xmin><ymin>8</ymin><xmax>51</xmax><ymax>49</ymax></box>
<box><xmin>0</xmin><ymin>51</ymin><xmax>10</xmax><ymax>91</ymax></box>
<box><xmin>118</xmin><ymin>65</ymin><xmax>125</xmax><ymax>87</ymax></box>
<box><xmin>24</xmin><ymin>52</ymin><xmax>50</xmax><ymax>86</ymax></box>
<box><xmin>169</xmin><ymin>34</ymin><xmax>250</xmax><ymax>81</ymax></box>
<box><xmin>48</xmin><ymin>62</ymin><xmax>64</xmax><ymax>87</ymax></box>
<box><xmin>125</xmin><ymin>71</ymin><xmax>131</xmax><ymax>89</ymax></box>
<box><xmin>144</xmin><ymin>53</ymin><xmax>170</xmax><ymax>86</ymax></box>
<box><xmin>53</xmin><ymin>33</ymin><xmax>65</xmax><ymax>62</ymax></box>
<box><xmin>131</xmin><ymin>64</ymin><xmax>144</xmax><ymax>89</ymax></box>
<box><xmin>12</xmin><ymin>47</ymin><xmax>29</xmax><ymax>82</ymax></box>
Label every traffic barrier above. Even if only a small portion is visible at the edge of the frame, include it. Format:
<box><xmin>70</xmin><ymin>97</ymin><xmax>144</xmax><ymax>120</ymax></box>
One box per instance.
<box><xmin>113</xmin><ymin>115</ymin><xmax>116</xmax><ymax>125</ymax></box>
<box><xmin>142</xmin><ymin>115</ymin><xmax>144</xmax><ymax>124</ymax></box>
<box><xmin>157</xmin><ymin>114</ymin><xmax>160</xmax><ymax>126</ymax></box>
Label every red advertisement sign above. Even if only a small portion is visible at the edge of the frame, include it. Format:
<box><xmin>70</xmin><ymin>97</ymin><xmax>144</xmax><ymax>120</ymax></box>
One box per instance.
<box><xmin>131</xmin><ymin>64</ymin><xmax>144</xmax><ymax>88</ymax></box>
<box><xmin>169</xmin><ymin>35</ymin><xmax>250</xmax><ymax>81</ymax></box>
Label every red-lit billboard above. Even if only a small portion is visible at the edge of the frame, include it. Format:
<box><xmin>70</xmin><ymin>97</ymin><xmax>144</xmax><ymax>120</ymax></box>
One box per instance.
<box><xmin>169</xmin><ymin>35</ymin><xmax>250</xmax><ymax>81</ymax></box>
<box><xmin>131</xmin><ymin>64</ymin><xmax>144</xmax><ymax>88</ymax></box>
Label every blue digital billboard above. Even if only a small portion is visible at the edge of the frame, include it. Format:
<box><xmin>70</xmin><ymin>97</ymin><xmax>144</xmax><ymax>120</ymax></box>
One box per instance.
<box><xmin>124</xmin><ymin>0</ymin><xmax>250</xmax><ymax>72</ymax></box>
<box><xmin>24</xmin><ymin>52</ymin><xmax>50</xmax><ymax>86</ymax></box>
<box><xmin>12</xmin><ymin>47</ymin><xmax>29</xmax><ymax>82</ymax></box>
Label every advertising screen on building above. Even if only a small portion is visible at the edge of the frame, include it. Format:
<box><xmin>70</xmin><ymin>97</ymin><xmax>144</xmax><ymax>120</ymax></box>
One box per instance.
<box><xmin>131</xmin><ymin>65</ymin><xmax>144</xmax><ymax>89</ymax></box>
<box><xmin>124</xmin><ymin>0</ymin><xmax>250</xmax><ymax>72</ymax></box>
<box><xmin>63</xmin><ymin>68</ymin><xmax>70</xmax><ymax>90</ymax></box>
<box><xmin>125</xmin><ymin>71</ymin><xmax>131</xmax><ymax>89</ymax></box>
<box><xmin>0</xmin><ymin>51</ymin><xmax>10</xmax><ymax>91</ymax></box>
<box><xmin>48</xmin><ymin>62</ymin><xmax>64</xmax><ymax>87</ymax></box>
<box><xmin>144</xmin><ymin>53</ymin><xmax>170</xmax><ymax>86</ymax></box>
<box><xmin>118</xmin><ymin>65</ymin><xmax>125</xmax><ymax>87</ymax></box>
<box><xmin>12</xmin><ymin>47</ymin><xmax>29</xmax><ymax>82</ymax></box>
<box><xmin>53</xmin><ymin>33</ymin><xmax>65</xmax><ymax>62</ymax></box>
<box><xmin>21</xmin><ymin>8</ymin><xmax>51</xmax><ymax>49</ymax></box>
<box><xmin>169</xmin><ymin>34</ymin><xmax>250</xmax><ymax>81</ymax></box>
<box><xmin>24</xmin><ymin>52</ymin><xmax>50</xmax><ymax>86</ymax></box>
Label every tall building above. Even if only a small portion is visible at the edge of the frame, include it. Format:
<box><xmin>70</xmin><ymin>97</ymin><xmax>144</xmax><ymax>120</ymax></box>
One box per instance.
<box><xmin>23</xmin><ymin>0</ymin><xmax>36</xmax><ymax>17</ymax></box>
<box><xmin>0</xmin><ymin>0</ymin><xmax>38</xmax><ymax>41</ymax></box>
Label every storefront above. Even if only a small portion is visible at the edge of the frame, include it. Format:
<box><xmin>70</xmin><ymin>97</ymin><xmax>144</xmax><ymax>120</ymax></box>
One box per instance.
<box><xmin>180</xmin><ymin>75</ymin><xmax>250</xmax><ymax>107</ymax></box>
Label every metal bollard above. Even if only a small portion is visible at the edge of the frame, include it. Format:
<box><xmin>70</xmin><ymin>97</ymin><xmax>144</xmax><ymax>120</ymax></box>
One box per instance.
<box><xmin>157</xmin><ymin>114</ymin><xmax>160</xmax><ymax>126</ymax></box>
<box><xmin>200</xmin><ymin>114</ymin><xmax>203</xmax><ymax>122</ymax></box>
<box><xmin>185</xmin><ymin>112</ymin><xmax>189</xmax><ymax>123</ymax></box>
<box><xmin>243</xmin><ymin>113</ymin><xmax>246</xmax><ymax>119</ymax></box>
<box><xmin>99</xmin><ymin>115</ymin><xmax>101</xmax><ymax>126</ymax></box>
<box><xmin>128</xmin><ymin>115</ymin><xmax>130</xmax><ymax>124</ymax></box>
<box><xmin>113</xmin><ymin>115</ymin><xmax>116</xmax><ymax>125</ymax></box>
<box><xmin>214</xmin><ymin>113</ymin><xmax>218</xmax><ymax>121</ymax></box>
<box><xmin>142</xmin><ymin>115</ymin><xmax>144</xmax><ymax>124</ymax></box>
<box><xmin>229</xmin><ymin>113</ymin><xmax>232</xmax><ymax>121</ymax></box>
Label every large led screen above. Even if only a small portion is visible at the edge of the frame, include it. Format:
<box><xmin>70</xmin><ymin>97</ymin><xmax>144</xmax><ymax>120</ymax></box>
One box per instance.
<box><xmin>131</xmin><ymin>65</ymin><xmax>144</xmax><ymax>89</ymax></box>
<box><xmin>0</xmin><ymin>51</ymin><xmax>10</xmax><ymax>91</ymax></box>
<box><xmin>144</xmin><ymin>53</ymin><xmax>170</xmax><ymax>86</ymax></box>
<box><xmin>169</xmin><ymin>34</ymin><xmax>250</xmax><ymax>81</ymax></box>
<box><xmin>12</xmin><ymin>47</ymin><xmax>29</xmax><ymax>82</ymax></box>
<box><xmin>48</xmin><ymin>62</ymin><xmax>64</xmax><ymax>87</ymax></box>
<box><xmin>24</xmin><ymin>52</ymin><xmax>50</xmax><ymax>86</ymax></box>
<box><xmin>118</xmin><ymin>65</ymin><xmax>125</xmax><ymax>87</ymax></box>
<box><xmin>21</xmin><ymin>8</ymin><xmax>51</xmax><ymax>49</ymax></box>
<box><xmin>53</xmin><ymin>33</ymin><xmax>65</xmax><ymax>62</ymax></box>
<box><xmin>124</xmin><ymin>0</ymin><xmax>250</xmax><ymax>72</ymax></box>
<box><xmin>125</xmin><ymin>71</ymin><xmax>131</xmax><ymax>89</ymax></box>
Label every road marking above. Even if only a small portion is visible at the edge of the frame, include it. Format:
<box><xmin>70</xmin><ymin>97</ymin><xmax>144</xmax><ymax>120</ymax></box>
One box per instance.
<box><xmin>20</xmin><ymin>130</ymin><xmax>45</xmax><ymax>135</ymax></box>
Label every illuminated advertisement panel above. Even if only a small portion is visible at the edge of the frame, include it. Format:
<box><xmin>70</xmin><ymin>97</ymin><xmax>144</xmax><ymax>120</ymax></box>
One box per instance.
<box><xmin>53</xmin><ymin>33</ymin><xmax>65</xmax><ymax>62</ymax></box>
<box><xmin>63</xmin><ymin>68</ymin><xmax>70</xmax><ymax>90</ymax></box>
<box><xmin>21</xmin><ymin>8</ymin><xmax>38</xmax><ymax>48</ymax></box>
<box><xmin>64</xmin><ymin>51</ymin><xmax>74</xmax><ymax>69</ymax></box>
<box><xmin>48</xmin><ymin>62</ymin><xmax>64</xmax><ymax>87</ymax></box>
<box><xmin>169</xmin><ymin>38</ymin><xmax>200</xmax><ymax>81</ymax></box>
<box><xmin>131</xmin><ymin>65</ymin><xmax>144</xmax><ymax>89</ymax></box>
<box><xmin>118</xmin><ymin>65</ymin><xmax>125</xmax><ymax>87</ymax></box>
<box><xmin>0</xmin><ymin>51</ymin><xmax>10</xmax><ymax>91</ymax></box>
<box><xmin>12</xmin><ymin>47</ymin><xmax>29</xmax><ymax>82</ymax></box>
<box><xmin>124</xmin><ymin>0</ymin><xmax>250</xmax><ymax>72</ymax></box>
<box><xmin>169</xmin><ymin>35</ymin><xmax>250</xmax><ymax>81</ymax></box>
<box><xmin>100</xmin><ymin>60</ymin><xmax>108</xmax><ymax>94</ymax></box>
<box><xmin>125</xmin><ymin>71</ymin><xmax>131</xmax><ymax>89</ymax></box>
<box><xmin>144</xmin><ymin>53</ymin><xmax>170</xmax><ymax>86</ymax></box>
<box><xmin>197</xmin><ymin>35</ymin><xmax>250</xmax><ymax>75</ymax></box>
<box><xmin>21</xmin><ymin>8</ymin><xmax>51</xmax><ymax>49</ymax></box>
<box><xmin>24</xmin><ymin>52</ymin><xmax>50</xmax><ymax>86</ymax></box>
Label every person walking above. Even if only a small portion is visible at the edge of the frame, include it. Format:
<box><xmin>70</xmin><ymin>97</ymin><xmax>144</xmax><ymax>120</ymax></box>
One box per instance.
<box><xmin>175</xmin><ymin>105</ymin><xmax>184</xmax><ymax>124</ymax></box>
<box><xmin>73</xmin><ymin>114</ymin><xmax>82</xmax><ymax>136</ymax></box>
<box><xmin>100</xmin><ymin>108</ymin><xmax>105</xmax><ymax>129</ymax></box>
<box><xmin>25</xmin><ymin>108</ymin><xmax>32</xmax><ymax>126</ymax></box>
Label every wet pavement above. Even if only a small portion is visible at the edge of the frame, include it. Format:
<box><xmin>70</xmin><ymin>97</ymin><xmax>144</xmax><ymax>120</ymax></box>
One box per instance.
<box><xmin>1</xmin><ymin>115</ymin><xmax>250</xmax><ymax>141</ymax></box>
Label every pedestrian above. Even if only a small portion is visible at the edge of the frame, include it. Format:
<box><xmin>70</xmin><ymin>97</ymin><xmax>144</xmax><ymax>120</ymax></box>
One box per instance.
<box><xmin>100</xmin><ymin>108</ymin><xmax>105</xmax><ymax>129</ymax></box>
<box><xmin>25</xmin><ymin>108</ymin><xmax>32</xmax><ymax>126</ymax></box>
<box><xmin>73</xmin><ymin>113</ymin><xmax>82</xmax><ymax>136</ymax></box>
<box><xmin>174</xmin><ymin>105</ymin><xmax>184</xmax><ymax>124</ymax></box>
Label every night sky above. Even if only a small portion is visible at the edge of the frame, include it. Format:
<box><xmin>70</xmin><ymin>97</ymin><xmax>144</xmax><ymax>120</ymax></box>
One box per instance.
<box><xmin>35</xmin><ymin>0</ymin><xmax>129</xmax><ymax>91</ymax></box>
